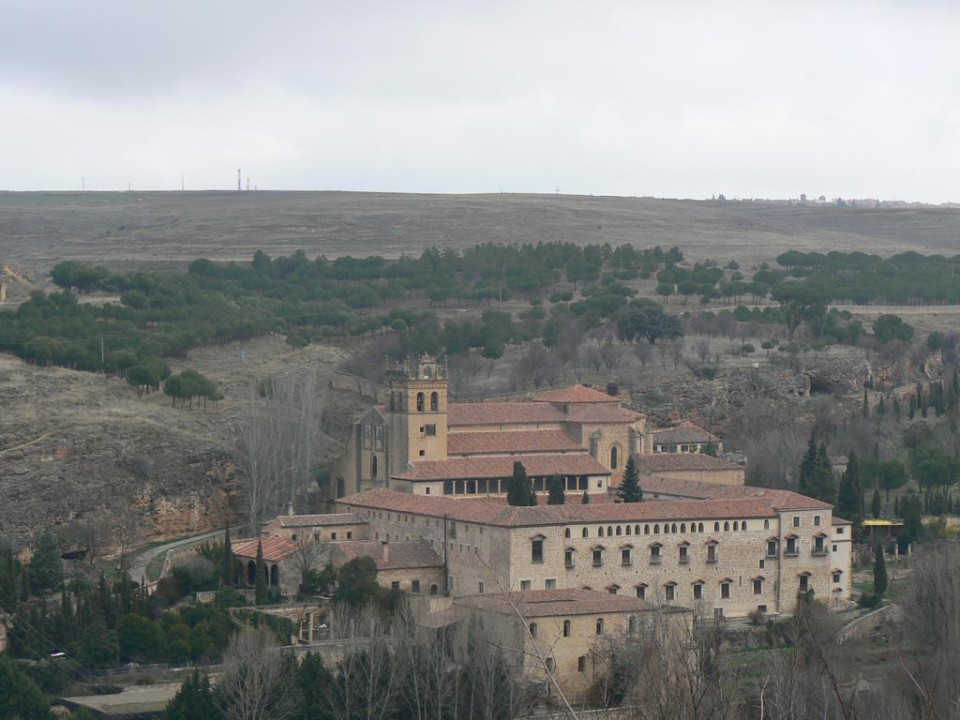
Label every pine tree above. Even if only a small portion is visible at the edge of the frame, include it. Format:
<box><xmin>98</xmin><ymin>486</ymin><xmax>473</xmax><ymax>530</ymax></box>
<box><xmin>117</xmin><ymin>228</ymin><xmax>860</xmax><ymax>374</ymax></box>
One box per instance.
<box><xmin>254</xmin><ymin>541</ymin><xmax>268</xmax><ymax>606</ymax></box>
<box><xmin>873</xmin><ymin>543</ymin><xmax>888</xmax><ymax>596</ymax></box>
<box><xmin>30</xmin><ymin>528</ymin><xmax>63</xmax><ymax>596</ymax></box>
<box><xmin>617</xmin><ymin>456</ymin><xmax>644</xmax><ymax>503</ymax></box>
<box><xmin>162</xmin><ymin>670</ymin><xmax>222</xmax><ymax>720</ymax></box>
<box><xmin>815</xmin><ymin>443</ymin><xmax>835</xmax><ymax>503</ymax></box>
<box><xmin>837</xmin><ymin>452</ymin><xmax>861</xmax><ymax>521</ymax></box>
<box><xmin>547</xmin><ymin>476</ymin><xmax>566</xmax><ymax>505</ymax></box>
<box><xmin>507</xmin><ymin>461</ymin><xmax>536</xmax><ymax>506</ymax></box>
<box><xmin>798</xmin><ymin>434</ymin><xmax>819</xmax><ymax>497</ymax></box>
<box><xmin>871</xmin><ymin>487</ymin><xmax>882</xmax><ymax>519</ymax></box>
<box><xmin>221</xmin><ymin>524</ymin><xmax>233</xmax><ymax>587</ymax></box>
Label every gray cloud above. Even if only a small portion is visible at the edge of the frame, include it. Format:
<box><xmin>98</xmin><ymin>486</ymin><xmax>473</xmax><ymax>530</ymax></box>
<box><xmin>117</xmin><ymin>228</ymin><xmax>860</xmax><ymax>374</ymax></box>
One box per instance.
<box><xmin>1</xmin><ymin>1</ymin><xmax>958</xmax><ymax>201</ymax></box>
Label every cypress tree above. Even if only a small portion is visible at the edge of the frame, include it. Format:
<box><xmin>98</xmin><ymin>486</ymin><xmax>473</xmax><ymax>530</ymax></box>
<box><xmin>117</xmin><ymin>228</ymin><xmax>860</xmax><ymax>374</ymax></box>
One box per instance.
<box><xmin>547</xmin><ymin>477</ymin><xmax>566</xmax><ymax>505</ymax></box>
<box><xmin>254</xmin><ymin>541</ymin><xmax>267</xmax><ymax>606</ymax></box>
<box><xmin>863</xmin><ymin>388</ymin><xmax>869</xmax><ymax>418</ymax></box>
<box><xmin>894</xmin><ymin>398</ymin><xmax>901</xmax><ymax>421</ymax></box>
<box><xmin>909</xmin><ymin>396</ymin><xmax>916</xmax><ymax>420</ymax></box>
<box><xmin>221</xmin><ymin>524</ymin><xmax>233</xmax><ymax>587</ymax></box>
<box><xmin>507</xmin><ymin>461</ymin><xmax>536</xmax><ymax>506</ymax></box>
<box><xmin>837</xmin><ymin>452</ymin><xmax>861</xmax><ymax>520</ymax></box>
<box><xmin>30</xmin><ymin>528</ymin><xmax>63</xmax><ymax>596</ymax></box>
<box><xmin>894</xmin><ymin>495</ymin><xmax>900</xmax><ymax>517</ymax></box>
<box><xmin>812</xmin><ymin>443</ymin><xmax>835</xmax><ymax>503</ymax></box>
<box><xmin>873</xmin><ymin>543</ymin><xmax>888</xmax><ymax>596</ymax></box>
<box><xmin>871</xmin><ymin>488</ymin><xmax>882</xmax><ymax>519</ymax></box>
<box><xmin>162</xmin><ymin>670</ymin><xmax>222</xmax><ymax>720</ymax></box>
<box><xmin>798</xmin><ymin>434</ymin><xmax>819</xmax><ymax>496</ymax></box>
<box><xmin>877</xmin><ymin>396</ymin><xmax>886</xmax><ymax>416</ymax></box>
<box><xmin>617</xmin><ymin>456</ymin><xmax>644</xmax><ymax>503</ymax></box>
<box><xmin>581</xmin><ymin>490</ymin><xmax>590</xmax><ymax>504</ymax></box>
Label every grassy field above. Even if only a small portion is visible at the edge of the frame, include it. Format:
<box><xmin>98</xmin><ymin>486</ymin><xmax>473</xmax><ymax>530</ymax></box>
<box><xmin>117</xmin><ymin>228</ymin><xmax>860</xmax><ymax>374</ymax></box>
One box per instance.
<box><xmin>3</xmin><ymin>191</ymin><xmax>960</xmax><ymax>290</ymax></box>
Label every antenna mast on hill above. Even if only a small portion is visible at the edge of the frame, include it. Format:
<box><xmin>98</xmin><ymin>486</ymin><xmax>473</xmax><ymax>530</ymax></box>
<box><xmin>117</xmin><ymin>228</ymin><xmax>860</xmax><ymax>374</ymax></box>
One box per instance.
<box><xmin>237</xmin><ymin>168</ymin><xmax>242</xmax><ymax>191</ymax></box>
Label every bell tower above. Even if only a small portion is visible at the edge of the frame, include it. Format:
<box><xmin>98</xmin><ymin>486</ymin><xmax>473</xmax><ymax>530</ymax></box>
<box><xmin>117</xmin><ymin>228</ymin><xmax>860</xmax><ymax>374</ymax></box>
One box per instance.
<box><xmin>384</xmin><ymin>354</ymin><xmax>449</xmax><ymax>479</ymax></box>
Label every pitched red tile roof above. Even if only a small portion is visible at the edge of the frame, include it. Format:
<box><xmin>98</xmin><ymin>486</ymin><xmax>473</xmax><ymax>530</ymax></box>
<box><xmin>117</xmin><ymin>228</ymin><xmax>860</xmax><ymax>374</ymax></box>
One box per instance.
<box><xmin>334</xmin><ymin>540</ymin><xmax>443</xmax><ymax>570</ymax></box>
<box><xmin>447</xmin><ymin>429</ymin><xmax>585</xmax><ymax>456</ymax></box>
<box><xmin>338</xmin><ymin>489</ymin><xmax>780</xmax><ymax>527</ymax></box>
<box><xmin>638</xmin><ymin>454</ymin><xmax>744</xmax><ymax>473</ymax></box>
<box><xmin>448</xmin><ymin>402</ymin><xmax>565</xmax><ymax>427</ymax></box>
<box><xmin>564</xmin><ymin>405</ymin><xmax>645</xmax><ymax>424</ymax></box>
<box><xmin>392</xmin><ymin>454</ymin><xmax>611</xmax><ymax>481</ymax></box>
<box><xmin>264</xmin><ymin>513</ymin><xmax>365</xmax><ymax>530</ymax></box>
<box><xmin>455</xmin><ymin>588</ymin><xmax>683</xmax><ymax>617</ymax></box>
<box><xmin>651</xmin><ymin>422</ymin><xmax>720</xmax><ymax>445</ymax></box>
<box><xmin>536</xmin><ymin>385</ymin><xmax>621</xmax><ymax>404</ymax></box>
<box><xmin>233</xmin><ymin>537</ymin><xmax>299</xmax><ymax>562</ymax></box>
<box><xmin>632</xmin><ymin>475</ymin><xmax>832</xmax><ymax>510</ymax></box>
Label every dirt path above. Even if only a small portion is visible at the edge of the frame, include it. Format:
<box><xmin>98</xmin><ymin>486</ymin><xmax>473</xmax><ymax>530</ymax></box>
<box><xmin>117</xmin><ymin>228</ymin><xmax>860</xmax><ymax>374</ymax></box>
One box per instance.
<box><xmin>127</xmin><ymin>528</ymin><xmax>224</xmax><ymax>587</ymax></box>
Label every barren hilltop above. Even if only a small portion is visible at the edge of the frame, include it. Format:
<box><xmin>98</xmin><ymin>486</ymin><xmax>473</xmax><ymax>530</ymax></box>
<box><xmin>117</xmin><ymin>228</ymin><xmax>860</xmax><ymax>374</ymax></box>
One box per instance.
<box><xmin>3</xmin><ymin>191</ymin><xmax>960</xmax><ymax>283</ymax></box>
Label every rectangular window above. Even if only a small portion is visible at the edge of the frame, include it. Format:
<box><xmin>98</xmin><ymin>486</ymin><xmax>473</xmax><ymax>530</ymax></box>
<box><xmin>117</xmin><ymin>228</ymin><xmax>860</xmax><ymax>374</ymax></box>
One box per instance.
<box><xmin>833</xmin><ymin>544</ymin><xmax>838</xmax><ymax>552</ymax></box>
<box><xmin>531</xmin><ymin>538</ymin><xmax>544</xmax><ymax>564</ymax></box>
<box><xmin>706</xmin><ymin>545</ymin><xmax>717</xmax><ymax>563</ymax></box>
<box><xmin>478</xmin><ymin>581</ymin><xmax>485</xmax><ymax>594</ymax></box>
<box><xmin>636</xmin><ymin>586</ymin><xmax>646</xmax><ymax>600</ymax></box>
<box><xmin>411</xmin><ymin>580</ymin><xmax>420</xmax><ymax>593</ymax></box>
<box><xmin>832</xmin><ymin>572</ymin><xmax>841</xmax><ymax>583</ymax></box>
<box><xmin>679</xmin><ymin>545</ymin><xmax>689</xmax><ymax>564</ymax></box>
<box><xmin>693</xmin><ymin>584</ymin><xmax>703</xmax><ymax>600</ymax></box>
<box><xmin>837</xmin><ymin>527</ymin><xmax>844</xmax><ymax>535</ymax></box>
<box><xmin>593</xmin><ymin>549</ymin><xmax>603</xmax><ymax>567</ymax></box>
<box><xmin>546</xmin><ymin>578</ymin><xmax>557</xmax><ymax>589</ymax></box>
<box><xmin>721</xmin><ymin>582</ymin><xmax>731</xmax><ymax>599</ymax></box>
<box><xmin>799</xmin><ymin>575</ymin><xmax>810</xmax><ymax>593</ymax></box>
<box><xmin>621</xmin><ymin>548</ymin><xmax>632</xmax><ymax>566</ymax></box>
<box><xmin>520</xmin><ymin>580</ymin><xmax>532</xmax><ymax>591</ymax></box>
<box><xmin>578</xmin><ymin>656</ymin><xmax>586</xmax><ymax>672</ymax></box>
<box><xmin>425</xmin><ymin>424</ymin><xmax>437</xmax><ymax>436</ymax></box>
<box><xmin>331</xmin><ymin>532</ymin><xmax>337</xmax><ymax>540</ymax></box>
<box><xmin>346</xmin><ymin>532</ymin><xmax>353</xmax><ymax>540</ymax></box>
<box><xmin>767</xmin><ymin>540</ymin><xmax>777</xmax><ymax>557</ymax></box>
<box><xmin>785</xmin><ymin>538</ymin><xmax>798</xmax><ymax>556</ymax></box>
<box><xmin>814</xmin><ymin>516</ymin><xmax>821</xmax><ymax>527</ymax></box>
<box><xmin>650</xmin><ymin>546</ymin><xmax>662</xmax><ymax>564</ymax></box>
<box><xmin>753</xmin><ymin>579</ymin><xmax>763</xmax><ymax>595</ymax></box>
<box><xmin>665</xmin><ymin>584</ymin><xmax>675</xmax><ymax>601</ymax></box>
<box><xmin>793</xmin><ymin>516</ymin><xmax>801</xmax><ymax>528</ymax></box>
<box><xmin>391</xmin><ymin>581</ymin><xmax>400</xmax><ymax>590</ymax></box>
<box><xmin>564</xmin><ymin>549</ymin><xmax>574</xmax><ymax>568</ymax></box>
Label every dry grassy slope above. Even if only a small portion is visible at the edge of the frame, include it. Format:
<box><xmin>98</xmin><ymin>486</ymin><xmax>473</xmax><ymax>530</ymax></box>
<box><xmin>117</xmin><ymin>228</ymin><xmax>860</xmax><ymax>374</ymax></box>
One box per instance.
<box><xmin>0</xmin><ymin>336</ymin><xmax>352</xmax><ymax>544</ymax></box>
<box><xmin>2</xmin><ymin>192</ymin><xmax>960</xmax><ymax>284</ymax></box>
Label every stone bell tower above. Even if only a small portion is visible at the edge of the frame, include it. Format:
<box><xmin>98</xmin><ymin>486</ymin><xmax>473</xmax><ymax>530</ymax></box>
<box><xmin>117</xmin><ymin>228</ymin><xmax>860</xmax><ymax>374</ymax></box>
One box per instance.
<box><xmin>384</xmin><ymin>354</ymin><xmax>449</xmax><ymax>478</ymax></box>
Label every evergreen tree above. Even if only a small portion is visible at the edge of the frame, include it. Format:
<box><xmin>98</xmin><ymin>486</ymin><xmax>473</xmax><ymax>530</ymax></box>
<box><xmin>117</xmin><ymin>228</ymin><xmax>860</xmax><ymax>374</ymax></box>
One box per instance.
<box><xmin>703</xmin><ymin>442</ymin><xmax>718</xmax><ymax>457</ymax></box>
<box><xmin>877</xmin><ymin>396</ymin><xmax>886</xmax><ymax>416</ymax></box>
<box><xmin>221</xmin><ymin>524</ymin><xmax>233</xmax><ymax>587</ymax></box>
<box><xmin>0</xmin><ymin>653</ymin><xmax>50</xmax><ymax>720</ymax></box>
<box><xmin>581</xmin><ymin>490</ymin><xmax>590</xmax><ymax>504</ymax></box>
<box><xmin>30</xmin><ymin>527</ymin><xmax>63</xmax><ymax>596</ymax></box>
<box><xmin>808</xmin><ymin>443</ymin><xmax>835</xmax><ymax>504</ymax></box>
<box><xmin>862</xmin><ymin>388</ymin><xmax>869</xmax><ymax>418</ymax></box>
<box><xmin>254</xmin><ymin>540</ymin><xmax>268</xmax><ymax>606</ymax></box>
<box><xmin>162</xmin><ymin>670</ymin><xmax>223</xmax><ymax>720</ymax></box>
<box><xmin>894</xmin><ymin>397</ymin><xmax>901</xmax><ymax>421</ymax></box>
<box><xmin>908</xmin><ymin>395</ymin><xmax>916</xmax><ymax>420</ymax></box>
<box><xmin>507</xmin><ymin>461</ymin><xmax>536</xmax><ymax>506</ymax></box>
<box><xmin>0</xmin><ymin>547</ymin><xmax>18</xmax><ymax>612</ymax></box>
<box><xmin>873</xmin><ymin>543</ymin><xmax>888</xmax><ymax>596</ymax></box>
<box><xmin>296</xmin><ymin>652</ymin><xmax>336</xmax><ymax>720</ymax></box>
<box><xmin>836</xmin><ymin>452</ymin><xmax>861</xmax><ymax>521</ymax></box>
<box><xmin>871</xmin><ymin>488</ymin><xmax>882</xmax><ymax>519</ymax></box>
<box><xmin>617</xmin><ymin>456</ymin><xmax>644</xmax><ymax>503</ymax></box>
<box><xmin>547</xmin><ymin>476</ymin><xmax>566</xmax><ymax>505</ymax></box>
<box><xmin>798</xmin><ymin>434</ymin><xmax>819</xmax><ymax>497</ymax></box>
<box><xmin>894</xmin><ymin>495</ymin><xmax>900</xmax><ymax>517</ymax></box>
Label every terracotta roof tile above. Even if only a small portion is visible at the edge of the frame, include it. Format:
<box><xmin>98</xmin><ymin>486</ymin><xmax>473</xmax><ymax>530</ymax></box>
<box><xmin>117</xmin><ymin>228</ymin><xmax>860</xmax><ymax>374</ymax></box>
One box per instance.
<box><xmin>564</xmin><ymin>405</ymin><xmax>645</xmax><ymax>424</ymax></box>
<box><xmin>455</xmin><ymin>588</ymin><xmax>682</xmax><ymax>617</ymax></box>
<box><xmin>393</xmin><ymin>454</ymin><xmax>611</xmax><ymax>481</ymax></box>
<box><xmin>338</xmin><ymin>489</ymin><xmax>780</xmax><ymax>527</ymax></box>
<box><xmin>265</xmin><ymin>513</ymin><xmax>365</xmax><ymax>530</ymax></box>
<box><xmin>233</xmin><ymin>537</ymin><xmax>299</xmax><ymax>562</ymax></box>
<box><xmin>447</xmin><ymin>430</ymin><xmax>585</xmax><ymax>456</ymax></box>
<box><xmin>638</xmin><ymin>454</ymin><xmax>744</xmax><ymax>473</ymax></box>
<box><xmin>634</xmin><ymin>475</ymin><xmax>832</xmax><ymax>510</ymax></box>
<box><xmin>448</xmin><ymin>402</ymin><xmax>565</xmax><ymax>427</ymax></box>
<box><xmin>651</xmin><ymin>422</ymin><xmax>720</xmax><ymax>445</ymax></box>
<box><xmin>334</xmin><ymin>540</ymin><xmax>443</xmax><ymax>570</ymax></box>
<box><xmin>536</xmin><ymin>385</ymin><xmax>621</xmax><ymax>404</ymax></box>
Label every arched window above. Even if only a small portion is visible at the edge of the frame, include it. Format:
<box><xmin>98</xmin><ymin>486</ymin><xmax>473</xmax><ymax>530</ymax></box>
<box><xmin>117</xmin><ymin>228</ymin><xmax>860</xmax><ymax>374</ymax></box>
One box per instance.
<box><xmin>611</xmin><ymin>446</ymin><xmax>619</xmax><ymax>469</ymax></box>
<box><xmin>247</xmin><ymin>560</ymin><xmax>257</xmax><ymax>586</ymax></box>
<box><xmin>742</xmin><ymin>521</ymin><xmax>748</xmax><ymax>532</ymax></box>
<box><xmin>270</xmin><ymin>564</ymin><xmax>280</xmax><ymax>587</ymax></box>
<box><xmin>416</xmin><ymin>392</ymin><xmax>425</xmax><ymax>411</ymax></box>
<box><xmin>625</xmin><ymin>525</ymin><xmax>632</xmax><ymax>536</ymax></box>
<box><xmin>430</xmin><ymin>584</ymin><xmax>439</xmax><ymax>595</ymax></box>
<box><xmin>699</xmin><ymin>523</ymin><xmax>704</xmax><ymax>532</ymax></box>
<box><xmin>635</xmin><ymin>525</ymin><xmax>641</xmax><ymax>535</ymax></box>
<box><xmin>371</xmin><ymin>454</ymin><xmax>378</xmax><ymax>480</ymax></box>
<box><xmin>764</xmin><ymin>519</ymin><xmax>770</xmax><ymax>530</ymax></box>
<box><xmin>671</xmin><ymin>523</ymin><xmax>677</xmax><ymax>533</ymax></box>
<box><xmin>714</xmin><ymin>522</ymin><xmax>720</xmax><ymax>532</ymax></box>
<box><xmin>654</xmin><ymin>524</ymin><xmax>660</xmax><ymax>534</ymax></box>
<box><xmin>545</xmin><ymin>657</ymin><xmax>555</xmax><ymax>673</ymax></box>
<box><xmin>563</xmin><ymin>620</ymin><xmax>571</xmax><ymax>637</ymax></box>
<box><xmin>565</xmin><ymin>528</ymin><xmax>572</xmax><ymax>538</ymax></box>
<box><xmin>430</xmin><ymin>391</ymin><xmax>439</xmax><ymax>411</ymax></box>
<box><xmin>616</xmin><ymin>526</ymin><xmax>622</xmax><ymax>536</ymax></box>
<box><xmin>598</xmin><ymin>527</ymin><xmax>605</xmax><ymax>538</ymax></box>
<box><xmin>582</xmin><ymin>528</ymin><xmax>589</xmax><ymax>538</ymax></box>
<box><xmin>644</xmin><ymin>524</ymin><xmax>650</xmax><ymax>535</ymax></box>
<box><xmin>732</xmin><ymin>521</ymin><xmax>739</xmax><ymax>531</ymax></box>
<box><xmin>724</xmin><ymin>521</ymin><xmax>730</xmax><ymax>532</ymax></box>
<box><xmin>608</xmin><ymin>526</ymin><xmax>613</xmax><ymax>536</ymax></box>
<box><xmin>595</xmin><ymin>618</ymin><xmax>604</xmax><ymax>635</ymax></box>
<box><xmin>681</xmin><ymin>523</ymin><xmax>686</xmax><ymax>533</ymax></box>
<box><xmin>529</xmin><ymin>623</ymin><xmax>538</xmax><ymax>637</ymax></box>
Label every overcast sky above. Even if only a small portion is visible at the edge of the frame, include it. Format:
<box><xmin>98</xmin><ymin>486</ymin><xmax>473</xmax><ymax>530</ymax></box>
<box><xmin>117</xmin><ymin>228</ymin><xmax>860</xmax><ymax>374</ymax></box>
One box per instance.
<box><xmin>2</xmin><ymin>1</ymin><xmax>958</xmax><ymax>201</ymax></box>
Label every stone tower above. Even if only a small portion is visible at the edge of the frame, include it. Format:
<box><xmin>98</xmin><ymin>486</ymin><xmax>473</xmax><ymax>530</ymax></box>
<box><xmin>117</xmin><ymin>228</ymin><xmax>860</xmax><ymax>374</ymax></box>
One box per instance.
<box><xmin>384</xmin><ymin>354</ymin><xmax>449</xmax><ymax>478</ymax></box>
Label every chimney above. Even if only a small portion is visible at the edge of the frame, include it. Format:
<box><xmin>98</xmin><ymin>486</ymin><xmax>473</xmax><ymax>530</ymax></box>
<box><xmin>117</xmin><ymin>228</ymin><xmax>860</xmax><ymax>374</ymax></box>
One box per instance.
<box><xmin>287</xmin><ymin>502</ymin><xmax>294</xmax><ymax>516</ymax></box>
<box><xmin>380</xmin><ymin>539</ymin><xmax>389</xmax><ymax>564</ymax></box>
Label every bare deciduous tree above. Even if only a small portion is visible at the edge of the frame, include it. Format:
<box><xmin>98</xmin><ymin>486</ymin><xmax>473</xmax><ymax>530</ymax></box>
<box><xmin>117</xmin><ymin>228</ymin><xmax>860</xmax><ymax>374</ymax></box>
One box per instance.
<box><xmin>218</xmin><ymin>626</ymin><xmax>300</xmax><ymax>720</ymax></box>
<box><xmin>235</xmin><ymin>370</ymin><xmax>331</xmax><ymax>534</ymax></box>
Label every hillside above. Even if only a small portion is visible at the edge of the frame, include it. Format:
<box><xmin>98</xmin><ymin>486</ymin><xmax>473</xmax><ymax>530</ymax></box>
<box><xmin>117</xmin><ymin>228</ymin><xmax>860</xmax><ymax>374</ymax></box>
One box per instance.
<box><xmin>3</xmin><ymin>192</ymin><xmax>960</xmax><ymax>288</ymax></box>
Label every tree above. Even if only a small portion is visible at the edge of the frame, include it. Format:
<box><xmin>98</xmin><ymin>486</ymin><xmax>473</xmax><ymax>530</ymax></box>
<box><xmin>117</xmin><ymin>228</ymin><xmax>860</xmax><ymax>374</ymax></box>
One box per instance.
<box><xmin>30</xmin><ymin>527</ymin><xmax>63</xmax><ymax>596</ymax></box>
<box><xmin>254</xmin><ymin>541</ymin><xmax>267</xmax><ymax>606</ymax></box>
<box><xmin>235</xmin><ymin>370</ymin><xmax>331</xmax><ymax>534</ymax></box>
<box><xmin>334</xmin><ymin>556</ymin><xmax>379</xmax><ymax>607</ymax></box>
<box><xmin>617</xmin><ymin>456</ymin><xmax>644</xmax><ymax>503</ymax></box>
<box><xmin>873</xmin><ymin>313</ymin><xmax>914</xmax><ymax>343</ymax></box>
<box><xmin>547</xmin><ymin>476</ymin><xmax>565</xmax><ymax>505</ymax></box>
<box><xmin>218</xmin><ymin>627</ymin><xmax>300</xmax><ymax>720</ymax></box>
<box><xmin>582</xmin><ymin>490</ymin><xmax>590</xmax><ymax>504</ymax></box>
<box><xmin>0</xmin><ymin>653</ymin><xmax>50</xmax><ymax>720</ymax></box>
<box><xmin>873</xmin><ymin>543</ymin><xmax>888</xmax><ymax>596</ymax></box>
<box><xmin>506</xmin><ymin>461</ymin><xmax>536</xmax><ymax>506</ymax></box>
<box><xmin>871</xmin><ymin>488</ymin><xmax>882</xmax><ymax>519</ymax></box>
<box><xmin>772</xmin><ymin>282</ymin><xmax>826</xmax><ymax>340</ymax></box>
<box><xmin>836</xmin><ymin>456</ymin><xmax>861</xmax><ymax>522</ymax></box>
<box><xmin>879</xmin><ymin>460</ymin><xmax>907</xmax><ymax>501</ymax></box>
<box><xmin>222</xmin><ymin>525</ymin><xmax>234</xmax><ymax>587</ymax></box>
<box><xmin>163</xmin><ymin>670</ymin><xmax>223</xmax><ymax>720</ymax></box>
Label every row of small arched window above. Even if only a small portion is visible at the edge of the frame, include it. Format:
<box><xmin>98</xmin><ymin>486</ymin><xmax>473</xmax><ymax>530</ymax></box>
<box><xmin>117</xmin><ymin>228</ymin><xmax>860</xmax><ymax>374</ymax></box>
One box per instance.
<box><xmin>563</xmin><ymin>519</ymin><xmax>760</xmax><ymax>539</ymax></box>
<box><xmin>388</xmin><ymin>391</ymin><xmax>440</xmax><ymax>412</ymax></box>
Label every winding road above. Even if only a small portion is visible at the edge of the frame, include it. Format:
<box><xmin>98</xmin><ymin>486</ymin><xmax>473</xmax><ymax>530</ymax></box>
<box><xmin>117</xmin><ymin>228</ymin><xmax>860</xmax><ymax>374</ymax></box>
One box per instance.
<box><xmin>127</xmin><ymin>528</ymin><xmax>224</xmax><ymax>587</ymax></box>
